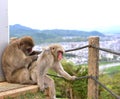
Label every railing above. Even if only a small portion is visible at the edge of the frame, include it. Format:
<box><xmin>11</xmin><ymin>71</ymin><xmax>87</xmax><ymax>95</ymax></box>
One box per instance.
<box><xmin>48</xmin><ymin>36</ymin><xmax>120</xmax><ymax>99</ymax></box>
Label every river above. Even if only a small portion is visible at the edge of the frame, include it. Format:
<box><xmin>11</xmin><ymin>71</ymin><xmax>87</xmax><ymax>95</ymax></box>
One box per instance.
<box><xmin>99</xmin><ymin>63</ymin><xmax>120</xmax><ymax>71</ymax></box>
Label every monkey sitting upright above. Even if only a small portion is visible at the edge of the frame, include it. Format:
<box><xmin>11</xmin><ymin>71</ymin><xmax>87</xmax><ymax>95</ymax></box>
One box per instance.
<box><xmin>2</xmin><ymin>36</ymin><xmax>38</xmax><ymax>84</ymax></box>
<box><xmin>29</xmin><ymin>44</ymin><xmax>76</xmax><ymax>99</ymax></box>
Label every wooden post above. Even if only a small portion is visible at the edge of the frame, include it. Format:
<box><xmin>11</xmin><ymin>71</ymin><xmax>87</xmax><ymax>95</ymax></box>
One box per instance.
<box><xmin>0</xmin><ymin>0</ymin><xmax>9</xmax><ymax>81</ymax></box>
<box><xmin>88</xmin><ymin>36</ymin><xmax>99</xmax><ymax>99</ymax></box>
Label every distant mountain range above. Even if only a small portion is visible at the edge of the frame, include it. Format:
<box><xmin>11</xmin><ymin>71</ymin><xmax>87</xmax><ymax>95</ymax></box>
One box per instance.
<box><xmin>10</xmin><ymin>24</ymin><xmax>105</xmax><ymax>44</ymax></box>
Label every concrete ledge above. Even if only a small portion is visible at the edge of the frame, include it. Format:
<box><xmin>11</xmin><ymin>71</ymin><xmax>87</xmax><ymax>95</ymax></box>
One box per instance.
<box><xmin>0</xmin><ymin>82</ymin><xmax>39</xmax><ymax>99</ymax></box>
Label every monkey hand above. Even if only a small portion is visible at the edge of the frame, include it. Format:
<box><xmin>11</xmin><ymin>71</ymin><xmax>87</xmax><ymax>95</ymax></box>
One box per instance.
<box><xmin>32</xmin><ymin>55</ymin><xmax>38</xmax><ymax>61</ymax></box>
<box><xmin>70</xmin><ymin>76</ymin><xmax>77</xmax><ymax>80</ymax></box>
<box><xmin>30</xmin><ymin>51</ymin><xmax>41</xmax><ymax>55</ymax></box>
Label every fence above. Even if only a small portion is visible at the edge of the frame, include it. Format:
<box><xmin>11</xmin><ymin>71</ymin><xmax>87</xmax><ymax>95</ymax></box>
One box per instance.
<box><xmin>48</xmin><ymin>36</ymin><xmax>120</xmax><ymax>99</ymax></box>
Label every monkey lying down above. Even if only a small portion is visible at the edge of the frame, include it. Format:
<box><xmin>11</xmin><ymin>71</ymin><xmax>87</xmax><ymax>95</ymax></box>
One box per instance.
<box><xmin>29</xmin><ymin>44</ymin><xmax>76</xmax><ymax>99</ymax></box>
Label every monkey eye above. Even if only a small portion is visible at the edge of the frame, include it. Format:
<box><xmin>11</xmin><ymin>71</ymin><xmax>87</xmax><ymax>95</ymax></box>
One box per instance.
<box><xmin>27</xmin><ymin>48</ymin><xmax>32</xmax><ymax>52</ymax></box>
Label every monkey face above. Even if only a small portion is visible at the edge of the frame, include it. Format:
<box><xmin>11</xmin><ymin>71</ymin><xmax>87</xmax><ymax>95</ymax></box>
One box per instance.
<box><xmin>19</xmin><ymin>36</ymin><xmax>34</xmax><ymax>55</ymax></box>
<box><xmin>20</xmin><ymin>43</ymin><xmax>33</xmax><ymax>55</ymax></box>
<box><xmin>26</xmin><ymin>46</ymin><xmax>33</xmax><ymax>55</ymax></box>
<box><xmin>57</xmin><ymin>51</ymin><xmax>63</xmax><ymax>60</ymax></box>
<box><xmin>49</xmin><ymin>44</ymin><xmax>65</xmax><ymax>61</ymax></box>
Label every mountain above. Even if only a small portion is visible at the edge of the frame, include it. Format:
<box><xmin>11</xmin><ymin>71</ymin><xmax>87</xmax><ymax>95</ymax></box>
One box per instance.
<box><xmin>10</xmin><ymin>24</ymin><xmax>105</xmax><ymax>44</ymax></box>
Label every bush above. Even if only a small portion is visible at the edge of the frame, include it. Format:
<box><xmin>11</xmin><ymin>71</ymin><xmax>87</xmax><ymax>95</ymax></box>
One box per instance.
<box><xmin>99</xmin><ymin>73</ymin><xmax>120</xmax><ymax>99</ymax></box>
<box><xmin>50</xmin><ymin>59</ymin><xmax>88</xmax><ymax>99</ymax></box>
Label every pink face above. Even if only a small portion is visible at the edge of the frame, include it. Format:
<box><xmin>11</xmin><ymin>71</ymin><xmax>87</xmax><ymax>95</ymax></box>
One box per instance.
<box><xmin>57</xmin><ymin>51</ymin><xmax>63</xmax><ymax>60</ymax></box>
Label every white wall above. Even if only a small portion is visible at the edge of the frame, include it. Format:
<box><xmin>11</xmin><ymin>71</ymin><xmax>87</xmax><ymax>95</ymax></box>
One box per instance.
<box><xmin>0</xmin><ymin>0</ymin><xmax>9</xmax><ymax>81</ymax></box>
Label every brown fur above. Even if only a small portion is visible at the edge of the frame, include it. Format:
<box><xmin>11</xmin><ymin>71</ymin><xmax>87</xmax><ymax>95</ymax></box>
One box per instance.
<box><xmin>2</xmin><ymin>36</ymin><xmax>38</xmax><ymax>84</ymax></box>
<box><xmin>10</xmin><ymin>37</ymin><xmax>18</xmax><ymax>44</ymax></box>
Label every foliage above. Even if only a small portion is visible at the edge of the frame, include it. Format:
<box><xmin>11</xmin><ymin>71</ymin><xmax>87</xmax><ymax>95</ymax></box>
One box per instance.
<box><xmin>50</xmin><ymin>60</ymin><xmax>120</xmax><ymax>99</ymax></box>
<box><xmin>50</xmin><ymin>59</ymin><xmax>88</xmax><ymax>99</ymax></box>
<box><xmin>99</xmin><ymin>73</ymin><xmax>120</xmax><ymax>99</ymax></box>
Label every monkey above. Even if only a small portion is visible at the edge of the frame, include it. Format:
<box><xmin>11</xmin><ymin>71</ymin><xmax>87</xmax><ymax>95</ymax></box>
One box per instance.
<box><xmin>2</xmin><ymin>36</ymin><xmax>38</xmax><ymax>84</ymax></box>
<box><xmin>29</xmin><ymin>44</ymin><xmax>76</xmax><ymax>99</ymax></box>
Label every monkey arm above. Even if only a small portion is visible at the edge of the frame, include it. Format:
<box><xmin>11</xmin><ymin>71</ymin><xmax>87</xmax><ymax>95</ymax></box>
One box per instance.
<box><xmin>18</xmin><ymin>55</ymin><xmax>38</xmax><ymax>69</ymax></box>
<box><xmin>52</xmin><ymin>62</ymin><xmax>76</xmax><ymax>80</ymax></box>
<box><xmin>29</xmin><ymin>50</ymin><xmax>41</xmax><ymax>56</ymax></box>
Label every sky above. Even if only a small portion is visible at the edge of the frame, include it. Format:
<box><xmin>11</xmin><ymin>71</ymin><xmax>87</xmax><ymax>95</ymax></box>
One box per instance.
<box><xmin>8</xmin><ymin>0</ymin><xmax>120</xmax><ymax>31</ymax></box>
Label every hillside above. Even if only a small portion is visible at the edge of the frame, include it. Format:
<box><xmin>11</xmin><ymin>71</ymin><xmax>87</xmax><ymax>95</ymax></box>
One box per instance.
<box><xmin>10</xmin><ymin>24</ymin><xmax>105</xmax><ymax>44</ymax></box>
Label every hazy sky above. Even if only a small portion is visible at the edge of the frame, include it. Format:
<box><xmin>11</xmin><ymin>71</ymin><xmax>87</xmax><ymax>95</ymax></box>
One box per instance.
<box><xmin>8</xmin><ymin>0</ymin><xmax>120</xmax><ymax>31</ymax></box>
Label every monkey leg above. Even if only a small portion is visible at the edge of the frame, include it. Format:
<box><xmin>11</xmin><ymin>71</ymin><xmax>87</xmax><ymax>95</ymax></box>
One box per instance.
<box><xmin>11</xmin><ymin>68</ymin><xmax>36</xmax><ymax>84</ymax></box>
<box><xmin>44</xmin><ymin>75</ymin><xmax>56</xmax><ymax>99</ymax></box>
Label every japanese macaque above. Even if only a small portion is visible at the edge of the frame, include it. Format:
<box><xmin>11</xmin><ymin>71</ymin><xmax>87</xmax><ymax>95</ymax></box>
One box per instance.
<box><xmin>2</xmin><ymin>36</ymin><xmax>38</xmax><ymax>84</ymax></box>
<box><xmin>29</xmin><ymin>44</ymin><xmax>76</xmax><ymax>99</ymax></box>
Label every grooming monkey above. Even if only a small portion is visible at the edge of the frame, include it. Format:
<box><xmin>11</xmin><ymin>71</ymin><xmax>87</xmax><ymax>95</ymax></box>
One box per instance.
<box><xmin>2</xmin><ymin>36</ymin><xmax>39</xmax><ymax>84</ymax></box>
